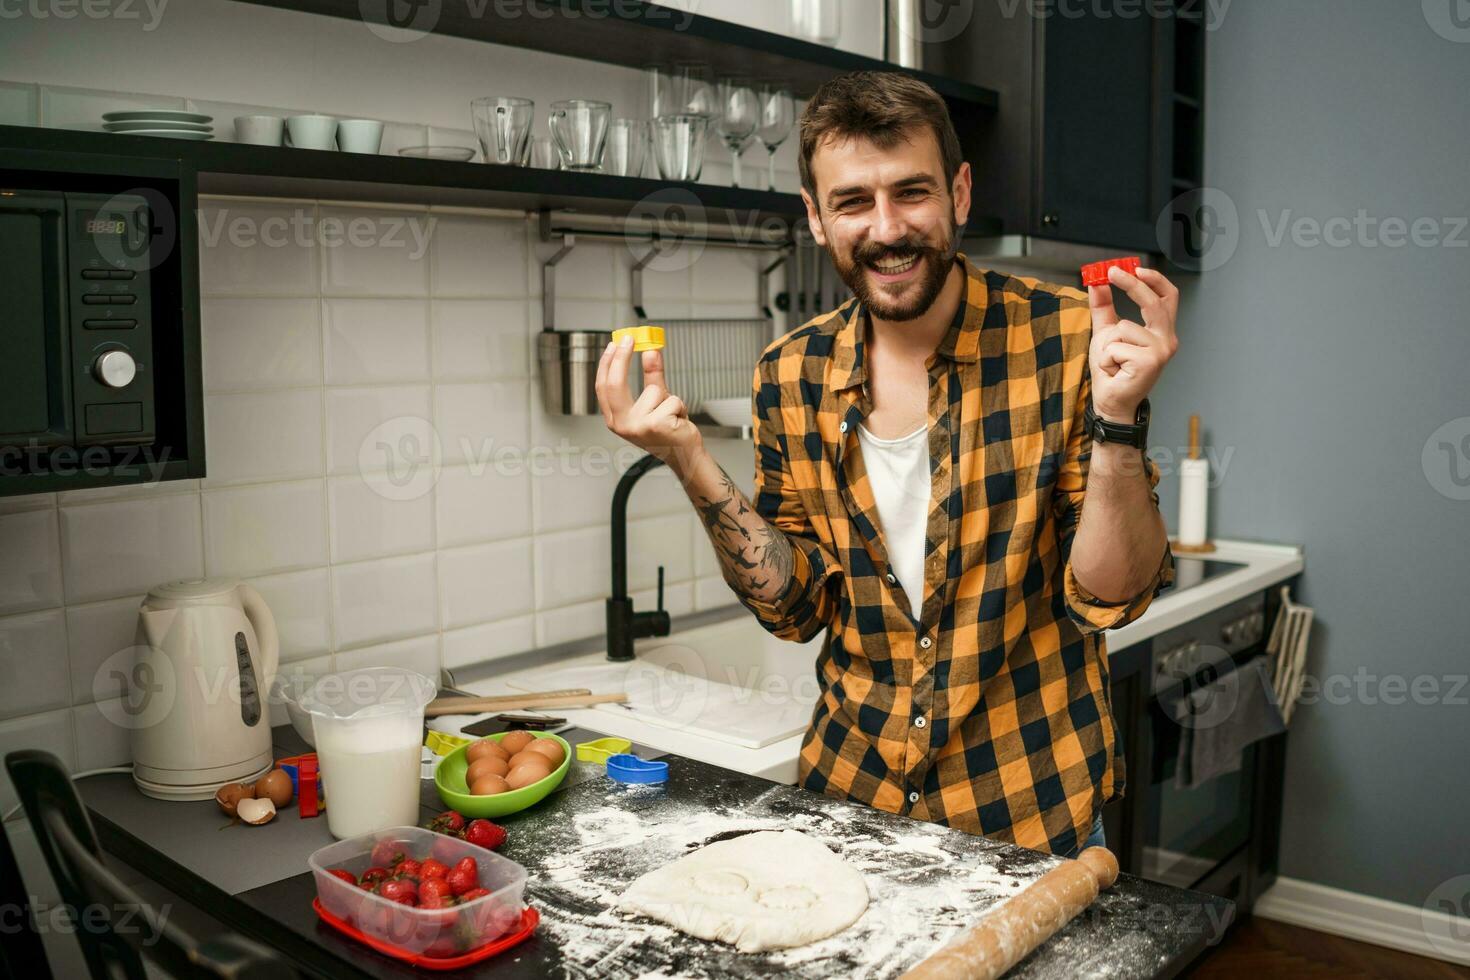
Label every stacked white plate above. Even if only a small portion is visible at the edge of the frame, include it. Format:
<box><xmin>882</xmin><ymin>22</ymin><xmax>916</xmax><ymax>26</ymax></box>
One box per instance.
<box><xmin>101</xmin><ymin>110</ymin><xmax>214</xmax><ymax>141</ymax></box>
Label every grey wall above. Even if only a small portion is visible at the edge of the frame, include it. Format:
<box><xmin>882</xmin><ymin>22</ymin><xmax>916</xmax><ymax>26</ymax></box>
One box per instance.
<box><xmin>1150</xmin><ymin>1</ymin><xmax>1470</xmax><ymax>907</ymax></box>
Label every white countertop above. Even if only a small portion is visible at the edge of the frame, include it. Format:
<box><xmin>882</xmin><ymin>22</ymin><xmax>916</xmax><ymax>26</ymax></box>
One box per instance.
<box><xmin>454</xmin><ymin>537</ymin><xmax>1303</xmax><ymax>786</ymax></box>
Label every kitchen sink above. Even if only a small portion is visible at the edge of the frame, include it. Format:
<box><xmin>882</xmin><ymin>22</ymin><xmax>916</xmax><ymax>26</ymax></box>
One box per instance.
<box><xmin>504</xmin><ymin>615</ymin><xmax>826</xmax><ymax>749</ymax></box>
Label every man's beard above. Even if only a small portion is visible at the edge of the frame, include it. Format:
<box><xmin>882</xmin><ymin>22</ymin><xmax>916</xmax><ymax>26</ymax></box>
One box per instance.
<box><xmin>829</xmin><ymin>221</ymin><xmax>959</xmax><ymax>322</ymax></box>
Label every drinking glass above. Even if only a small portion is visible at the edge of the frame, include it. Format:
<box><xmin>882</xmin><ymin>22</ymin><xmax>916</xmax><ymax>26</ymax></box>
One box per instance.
<box><xmin>652</xmin><ymin>114</ymin><xmax>710</xmax><ymax>182</ymax></box>
<box><xmin>672</xmin><ymin>63</ymin><xmax>717</xmax><ymax>117</ymax></box>
<box><xmin>715</xmin><ymin>80</ymin><xmax>759</xmax><ymax>188</ymax></box>
<box><xmin>605</xmin><ymin>118</ymin><xmax>648</xmax><ymax>177</ymax></box>
<box><xmin>470</xmin><ymin>96</ymin><xmax>535</xmax><ymax>165</ymax></box>
<box><xmin>791</xmin><ymin>0</ymin><xmax>841</xmax><ymax>45</ymax></box>
<box><xmin>548</xmin><ymin>99</ymin><xmax>611</xmax><ymax>171</ymax></box>
<box><xmin>527</xmin><ymin>136</ymin><xmax>560</xmax><ymax>169</ymax></box>
<box><xmin>756</xmin><ymin>87</ymin><xmax>796</xmax><ymax>191</ymax></box>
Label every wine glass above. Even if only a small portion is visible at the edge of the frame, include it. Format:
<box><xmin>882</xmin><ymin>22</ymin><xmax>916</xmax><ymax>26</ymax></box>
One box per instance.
<box><xmin>756</xmin><ymin>87</ymin><xmax>796</xmax><ymax>191</ymax></box>
<box><xmin>715</xmin><ymin>80</ymin><xmax>759</xmax><ymax>188</ymax></box>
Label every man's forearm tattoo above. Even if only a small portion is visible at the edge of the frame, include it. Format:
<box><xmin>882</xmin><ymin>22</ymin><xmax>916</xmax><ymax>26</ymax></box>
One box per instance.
<box><xmin>694</xmin><ymin>467</ymin><xmax>795</xmax><ymax>597</ymax></box>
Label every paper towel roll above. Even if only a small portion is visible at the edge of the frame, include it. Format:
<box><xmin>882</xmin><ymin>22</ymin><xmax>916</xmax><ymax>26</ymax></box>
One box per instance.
<box><xmin>1178</xmin><ymin>457</ymin><xmax>1210</xmax><ymax>546</ymax></box>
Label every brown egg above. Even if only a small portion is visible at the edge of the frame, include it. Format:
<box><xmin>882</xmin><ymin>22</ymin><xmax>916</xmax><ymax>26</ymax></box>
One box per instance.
<box><xmin>499</xmin><ymin>730</ymin><xmax>535</xmax><ymax>755</ymax></box>
<box><xmin>525</xmin><ymin>739</ymin><xmax>566</xmax><ymax>768</ymax></box>
<box><xmin>465</xmin><ymin>738</ymin><xmax>509</xmax><ymax>763</ymax></box>
<box><xmin>466</xmin><ymin>755</ymin><xmax>509</xmax><ymax>783</ymax></box>
<box><xmin>505</xmin><ymin>759</ymin><xmax>552</xmax><ymax>789</ymax></box>
<box><xmin>470</xmin><ymin>774</ymin><xmax>511</xmax><ymax>796</ymax></box>
<box><xmin>214</xmin><ymin>782</ymin><xmax>254</xmax><ymax>817</ymax></box>
<box><xmin>507</xmin><ymin>749</ymin><xmax>546</xmax><ymax>770</ymax></box>
<box><xmin>254</xmin><ymin>769</ymin><xmax>294</xmax><ymax>807</ymax></box>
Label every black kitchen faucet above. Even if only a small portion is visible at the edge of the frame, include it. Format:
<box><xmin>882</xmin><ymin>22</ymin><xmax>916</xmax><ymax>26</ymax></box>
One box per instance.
<box><xmin>606</xmin><ymin>453</ymin><xmax>672</xmax><ymax>661</ymax></box>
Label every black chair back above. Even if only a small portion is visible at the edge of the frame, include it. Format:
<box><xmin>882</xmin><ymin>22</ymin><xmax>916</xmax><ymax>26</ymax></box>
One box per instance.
<box><xmin>0</xmin><ymin>807</ymin><xmax>53</xmax><ymax>979</ymax></box>
<box><xmin>4</xmin><ymin>750</ymin><xmax>288</xmax><ymax>980</ymax></box>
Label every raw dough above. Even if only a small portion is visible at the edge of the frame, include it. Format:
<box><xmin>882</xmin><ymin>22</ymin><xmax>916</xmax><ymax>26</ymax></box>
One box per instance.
<box><xmin>617</xmin><ymin>830</ymin><xmax>869</xmax><ymax>952</ymax></box>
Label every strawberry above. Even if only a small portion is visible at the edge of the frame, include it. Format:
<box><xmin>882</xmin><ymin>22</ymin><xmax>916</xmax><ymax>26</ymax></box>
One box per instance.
<box><xmin>419</xmin><ymin>877</ymin><xmax>454</xmax><ymax>907</ymax></box>
<box><xmin>458</xmin><ymin>887</ymin><xmax>490</xmax><ymax>902</ymax></box>
<box><xmin>419</xmin><ymin>858</ymin><xmax>449</xmax><ymax>880</ymax></box>
<box><xmin>377</xmin><ymin>877</ymin><xmax>418</xmax><ymax>904</ymax></box>
<box><xmin>359</xmin><ymin>866</ymin><xmax>389</xmax><ymax>885</ymax></box>
<box><xmin>431</xmin><ymin>809</ymin><xmax>466</xmax><ymax>835</ymax></box>
<box><xmin>463</xmin><ymin>819</ymin><xmax>506</xmax><ymax>851</ymax></box>
<box><xmin>445</xmin><ymin>866</ymin><xmax>477</xmax><ymax>897</ymax></box>
<box><xmin>391</xmin><ymin>858</ymin><xmax>422</xmax><ymax>878</ymax></box>
<box><xmin>327</xmin><ymin>868</ymin><xmax>357</xmax><ymax>885</ymax></box>
<box><xmin>369</xmin><ymin>840</ymin><xmax>406</xmax><ymax>868</ymax></box>
<box><xmin>453</xmin><ymin>856</ymin><xmax>479</xmax><ymax>878</ymax></box>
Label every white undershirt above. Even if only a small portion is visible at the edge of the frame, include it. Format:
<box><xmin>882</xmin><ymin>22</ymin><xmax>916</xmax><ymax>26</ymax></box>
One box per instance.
<box><xmin>856</xmin><ymin>423</ymin><xmax>930</xmax><ymax>621</ymax></box>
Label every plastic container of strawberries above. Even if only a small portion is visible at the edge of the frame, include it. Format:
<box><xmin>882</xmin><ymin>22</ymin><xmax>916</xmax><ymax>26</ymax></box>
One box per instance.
<box><xmin>308</xmin><ymin>826</ymin><xmax>527</xmax><ymax>959</ymax></box>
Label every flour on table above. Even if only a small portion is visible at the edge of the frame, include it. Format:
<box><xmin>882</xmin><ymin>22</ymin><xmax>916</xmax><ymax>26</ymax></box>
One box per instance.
<box><xmin>616</xmin><ymin>829</ymin><xmax>870</xmax><ymax>952</ymax></box>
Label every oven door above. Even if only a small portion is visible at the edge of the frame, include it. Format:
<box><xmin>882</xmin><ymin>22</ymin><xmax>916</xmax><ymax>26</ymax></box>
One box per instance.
<box><xmin>1143</xmin><ymin>667</ymin><xmax>1259</xmax><ymax>890</ymax></box>
<box><xmin>0</xmin><ymin>190</ymin><xmax>72</xmax><ymax>450</ymax></box>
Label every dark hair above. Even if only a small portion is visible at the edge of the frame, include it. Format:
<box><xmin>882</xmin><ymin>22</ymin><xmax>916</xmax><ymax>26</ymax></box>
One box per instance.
<box><xmin>798</xmin><ymin>71</ymin><xmax>964</xmax><ymax>199</ymax></box>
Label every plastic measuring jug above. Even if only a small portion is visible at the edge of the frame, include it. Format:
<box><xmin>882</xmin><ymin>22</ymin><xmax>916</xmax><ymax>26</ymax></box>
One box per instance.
<box><xmin>300</xmin><ymin>667</ymin><xmax>436</xmax><ymax>839</ymax></box>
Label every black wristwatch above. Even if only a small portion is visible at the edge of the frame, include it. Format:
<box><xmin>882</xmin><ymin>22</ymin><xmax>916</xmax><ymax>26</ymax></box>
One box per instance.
<box><xmin>1084</xmin><ymin>398</ymin><xmax>1151</xmax><ymax>448</ymax></box>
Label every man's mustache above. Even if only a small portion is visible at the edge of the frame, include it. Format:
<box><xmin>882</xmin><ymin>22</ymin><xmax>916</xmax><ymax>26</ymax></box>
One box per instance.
<box><xmin>850</xmin><ymin>237</ymin><xmax>942</xmax><ymax>266</ymax></box>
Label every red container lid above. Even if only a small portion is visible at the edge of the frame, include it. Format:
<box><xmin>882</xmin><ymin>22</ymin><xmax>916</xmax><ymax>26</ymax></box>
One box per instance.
<box><xmin>1080</xmin><ymin>256</ymin><xmax>1142</xmax><ymax>287</ymax></box>
<box><xmin>313</xmin><ymin>898</ymin><xmax>538</xmax><ymax>971</ymax></box>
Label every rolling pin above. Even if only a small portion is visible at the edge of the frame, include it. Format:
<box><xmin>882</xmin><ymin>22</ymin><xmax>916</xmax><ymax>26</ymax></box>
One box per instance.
<box><xmin>425</xmin><ymin>691</ymin><xmax>629</xmax><ymax>717</ymax></box>
<box><xmin>901</xmin><ymin>846</ymin><xmax>1120</xmax><ymax>980</ymax></box>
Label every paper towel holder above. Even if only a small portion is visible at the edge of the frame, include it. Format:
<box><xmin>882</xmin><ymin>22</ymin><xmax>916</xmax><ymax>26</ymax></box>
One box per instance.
<box><xmin>1170</xmin><ymin>412</ymin><xmax>1217</xmax><ymax>554</ymax></box>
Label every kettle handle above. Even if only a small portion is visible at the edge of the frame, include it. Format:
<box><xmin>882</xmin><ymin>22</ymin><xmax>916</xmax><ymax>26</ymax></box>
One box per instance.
<box><xmin>237</xmin><ymin>582</ymin><xmax>279</xmax><ymax>692</ymax></box>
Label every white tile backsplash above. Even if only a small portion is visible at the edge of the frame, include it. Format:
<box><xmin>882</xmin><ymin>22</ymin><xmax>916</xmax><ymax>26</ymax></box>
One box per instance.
<box><xmin>332</xmin><ymin>552</ymin><xmax>438</xmax><ymax>649</ymax></box>
<box><xmin>437</xmin><ymin>539</ymin><xmax>535</xmax><ymax>630</ymax></box>
<box><xmin>328</xmin><ymin>473</ymin><xmax>435</xmax><ymax>563</ymax></box>
<box><xmin>246</xmin><ymin>567</ymin><xmax>334</xmax><ymax>662</ymax></box>
<box><xmin>0</xmin><ymin>201</ymin><xmax>768</xmax><ymax>770</ymax></box>
<box><xmin>59</xmin><ymin>495</ymin><xmax>203</xmax><ymax>603</ymax></box>
<box><xmin>198</xmin><ymin>201</ymin><xmax>320</xmax><ymax>297</ymax></box>
<box><xmin>432</xmin><ymin>300</ymin><xmax>531</xmax><ymax>380</ymax></box>
<box><xmin>202</xmin><ymin>480</ymin><xmax>329</xmax><ymax>577</ymax></box>
<box><xmin>0</xmin><ymin>509</ymin><xmax>62</xmax><ymax>615</ymax></box>
<box><xmin>202</xmin><ymin>297</ymin><xmax>321</xmax><ymax>391</ymax></box>
<box><xmin>71</xmin><ymin>700</ymin><xmax>132</xmax><ymax>771</ymax></box>
<box><xmin>327</xmin><ymin>385</ymin><xmax>434</xmax><ymax>476</ymax></box>
<box><xmin>0</xmin><ymin>80</ymin><xmax>38</xmax><ymax>126</ymax></box>
<box><xmin>324</xmin><ymin>298</ymin><xmax>431</xmax><ymax>385</ymax></box>
<box><xmin>320</xmin><ymin>206</ymin><xmax>432</xmax><ymax>297</ymax></box>
<box><xmin>0</xmin><ymin>610</ymin><xmax>69</xmax><ymax>720</ymax></box>
<box><xmin>0</xmin><ymin>710</ymin><xmax>74</xmax><ymax>811</ymax></box>
<box><xmin>203</xmin><ymin>389</ymin><xmax>325</xmax><ymax>486</ymax></box>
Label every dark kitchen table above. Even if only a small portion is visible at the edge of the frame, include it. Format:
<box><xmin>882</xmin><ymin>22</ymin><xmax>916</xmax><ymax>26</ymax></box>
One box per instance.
<box><xmin>81</xmin><ymin>725</ymin><xmax>1232</xmax><ymax>979</ymax></box>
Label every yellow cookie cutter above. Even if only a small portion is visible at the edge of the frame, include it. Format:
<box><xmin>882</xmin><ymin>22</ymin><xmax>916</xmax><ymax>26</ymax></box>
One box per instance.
<box><xmin>612</xmin><ymin>325</ymin><xmax>666</xmax><ymax>352</ymax></box>
<box><xmin>425</xmin><ymin>730</ymin><xmax>472</xmax><ymax>756</ymax></box>
<box><xmin>576</xmin><ymin>736</ymin><xmax>633</xmax><ymax>765</ymax></box>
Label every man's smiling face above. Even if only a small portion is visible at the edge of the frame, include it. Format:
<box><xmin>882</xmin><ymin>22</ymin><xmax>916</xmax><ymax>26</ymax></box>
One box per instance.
<box><xmin>802</xmin><ymin>126</ymin><xmax>972</xmax><ymax>322</ymax></box>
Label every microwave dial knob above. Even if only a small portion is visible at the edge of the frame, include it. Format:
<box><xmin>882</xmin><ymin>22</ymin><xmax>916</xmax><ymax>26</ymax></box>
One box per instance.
<box><xmin>93</xmin><ymin>350</ymin><xmax>137</xmax><ymax>389</ymax></box>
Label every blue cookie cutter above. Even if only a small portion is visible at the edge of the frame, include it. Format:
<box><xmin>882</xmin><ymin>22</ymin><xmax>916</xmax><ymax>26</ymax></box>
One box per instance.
<box><xmin>606</xmin><ymin>754</ymin><xmax>669</xmax><ymax>785</ymax></box>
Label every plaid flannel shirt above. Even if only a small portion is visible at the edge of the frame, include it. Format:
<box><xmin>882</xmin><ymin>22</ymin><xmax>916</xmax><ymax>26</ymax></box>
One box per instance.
<box><xmin>741</xmin><ymin>256</ymin><xmax>1174</xmax><ymax>855</ymax></box>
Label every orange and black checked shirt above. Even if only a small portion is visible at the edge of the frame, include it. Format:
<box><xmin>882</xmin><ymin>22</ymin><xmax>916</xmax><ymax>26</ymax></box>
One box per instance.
<box><xmin>741</xmin><ymin>256</ymin><xmax>1174</xmax><ymax>856</ymax></box>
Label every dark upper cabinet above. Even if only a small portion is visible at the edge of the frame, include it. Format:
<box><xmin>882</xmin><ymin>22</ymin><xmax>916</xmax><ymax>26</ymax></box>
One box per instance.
<box><xmin>927</xmin><ymin>0</ymin><xmax>1205</xmax><ymax>260</ymax></box>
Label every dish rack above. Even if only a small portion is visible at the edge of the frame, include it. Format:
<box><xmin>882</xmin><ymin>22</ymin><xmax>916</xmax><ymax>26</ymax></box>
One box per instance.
<box><xmin>535</xmin><ymin>211</ymin><xmax>788</xmax><ymax>429</ymax></box>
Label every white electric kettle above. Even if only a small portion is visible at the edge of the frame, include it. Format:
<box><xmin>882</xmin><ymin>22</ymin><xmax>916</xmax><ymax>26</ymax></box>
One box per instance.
<box><xmin>129</xmin><ymin>579</ymin><xmax>279</xmax><ymax>801</ymax></box>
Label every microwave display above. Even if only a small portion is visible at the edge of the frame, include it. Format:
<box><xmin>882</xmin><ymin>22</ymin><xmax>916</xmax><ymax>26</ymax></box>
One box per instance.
<box><xmin>82</xmin><ymin>215</ymin><xmax>127</xmax><ymax>236</ymax></box>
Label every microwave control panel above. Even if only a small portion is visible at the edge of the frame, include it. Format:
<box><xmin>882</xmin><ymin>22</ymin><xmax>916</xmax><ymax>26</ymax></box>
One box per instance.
<box><xmin>66</xmin><ymin>192</ymin><xmax>155</xmax><ymax>446</ymax></box>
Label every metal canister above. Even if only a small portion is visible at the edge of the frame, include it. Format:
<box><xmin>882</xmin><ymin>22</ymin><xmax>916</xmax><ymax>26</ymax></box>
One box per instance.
<box><xmin>537</xmin><ymin>329</ymin><xmax>613</xmax><ymax>415</ymax></box>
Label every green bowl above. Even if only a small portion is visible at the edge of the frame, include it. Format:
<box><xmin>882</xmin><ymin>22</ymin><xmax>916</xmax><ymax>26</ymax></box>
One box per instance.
<box><xmin>433</xmin><ymin>731</ymin><xmax>572</xmax><ymax>818</ymax></box>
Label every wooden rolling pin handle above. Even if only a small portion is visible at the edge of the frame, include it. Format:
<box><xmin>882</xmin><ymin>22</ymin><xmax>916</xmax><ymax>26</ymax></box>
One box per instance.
<box><xmin>901</xmin><ymin>847</ymin><xmax>1119</xmax><ymax>980</ymax></box>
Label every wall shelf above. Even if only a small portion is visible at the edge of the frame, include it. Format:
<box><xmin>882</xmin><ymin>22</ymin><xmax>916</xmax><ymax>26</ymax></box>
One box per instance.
<box><xmin>0</xmin><ymin>126</ymin><xmax>1003</xmax><ymax>239</ymax></box>
<box><xmin>232</xmin><ymin>0</ymin><xmax>1001</xmax><ymax>111</ymax></box>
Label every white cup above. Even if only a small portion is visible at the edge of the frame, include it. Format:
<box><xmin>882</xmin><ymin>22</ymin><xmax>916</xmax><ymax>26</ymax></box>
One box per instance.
<box><xmin>285</xmin><ymin>114</ymin><xmax>337</xmax><ymax>151</ymax></box>
<box><xmin>336</xmin><ymin>118</ymin><xmax>384</xmax><ymax>154</ymax></box>
<box><xmin>234</xmin><ymin>114</ymin><xmax>284</xmax><ymax>146</ymax></box>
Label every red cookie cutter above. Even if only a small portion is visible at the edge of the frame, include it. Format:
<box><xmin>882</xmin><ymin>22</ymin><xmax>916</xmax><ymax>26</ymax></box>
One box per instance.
<box><xmin>1080</xmin><ymin>256</ymin><xmax>1142</xmax><ymax>287</ymax></box>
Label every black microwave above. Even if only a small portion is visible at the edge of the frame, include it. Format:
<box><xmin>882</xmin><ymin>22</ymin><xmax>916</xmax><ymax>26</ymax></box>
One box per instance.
<box><xmin>0</xmin><ymin>163</ymin><xmax>203</xmax><ymax>496</ymax></box>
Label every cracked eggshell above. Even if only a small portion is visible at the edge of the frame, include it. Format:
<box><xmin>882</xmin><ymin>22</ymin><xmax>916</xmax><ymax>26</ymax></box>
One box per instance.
<box><xmin>236</xmin><ymin>796</ymin><xmax>277</xmax><ymax>825</ymax></box>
